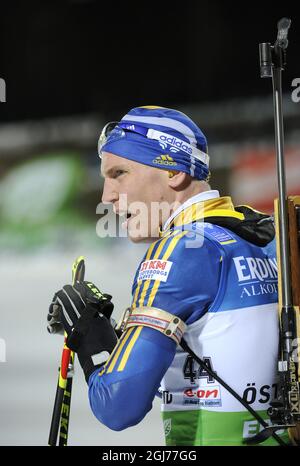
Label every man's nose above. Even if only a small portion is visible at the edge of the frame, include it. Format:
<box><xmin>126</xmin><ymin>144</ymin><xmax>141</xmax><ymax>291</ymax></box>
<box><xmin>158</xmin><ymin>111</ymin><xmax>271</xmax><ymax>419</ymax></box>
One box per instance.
<box><xmin>101</xmin><ymin>179</ymin><xmax>118</xmax><ymax>204</ymax></box>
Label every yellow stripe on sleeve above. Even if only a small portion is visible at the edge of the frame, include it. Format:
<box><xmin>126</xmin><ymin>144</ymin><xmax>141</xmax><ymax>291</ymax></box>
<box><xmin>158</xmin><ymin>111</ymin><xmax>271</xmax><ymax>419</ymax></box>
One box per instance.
<box><xmin>147</xmin><ymin>230</ymin><xmax>188</xmax><ymax>307</ymax></box>
<box><xmin>98</xmin><ymin>331</ymin><xmax>125</xmax><ymax>376</ymax></box>
<box><xmin>98</xmin><ymin>327</ymin><xmax>134</xmax><ymax>377</ymax></box>
<box><xmin>106</xmin><ymin>327</ymin><xmax>135</xmax><ymax>374</ymax></box>
<box><xmin>117</xmin><ymin>326</ymin><xmax>143</xmax><ymax>372</ymax></box>
<box><xmin>131</xmin><ymin>239</ymin><xmax>158</xmax><ymax>309</ymax></box>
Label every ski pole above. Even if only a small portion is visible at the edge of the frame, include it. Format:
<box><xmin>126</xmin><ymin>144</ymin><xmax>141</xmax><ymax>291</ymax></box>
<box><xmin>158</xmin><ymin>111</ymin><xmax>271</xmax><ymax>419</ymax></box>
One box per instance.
<box><xmin>48</xmin><ymin>256</ymin><xmax>85</xmax><ymax>446</ymax></box>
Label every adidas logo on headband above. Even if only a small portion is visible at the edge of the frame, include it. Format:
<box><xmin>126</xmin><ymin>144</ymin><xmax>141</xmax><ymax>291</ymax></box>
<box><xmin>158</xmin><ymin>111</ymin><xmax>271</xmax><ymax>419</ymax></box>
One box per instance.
<box><xmin>158</xmin><ymin>134</ymin><xmax>193</xmax><ymax>155</ymax></box>
<box><xmin>152</xmin><ymin>155</ymin><xmax>178</xmax><ymax>166</ymax></box>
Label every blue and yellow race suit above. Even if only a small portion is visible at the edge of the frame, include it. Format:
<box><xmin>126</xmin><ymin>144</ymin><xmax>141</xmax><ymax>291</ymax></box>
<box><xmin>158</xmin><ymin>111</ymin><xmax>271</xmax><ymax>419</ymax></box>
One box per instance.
<box><xmin>88</xmin><ymin>193</ymin><xmax>288</xmax><ymax>445</ymax></box>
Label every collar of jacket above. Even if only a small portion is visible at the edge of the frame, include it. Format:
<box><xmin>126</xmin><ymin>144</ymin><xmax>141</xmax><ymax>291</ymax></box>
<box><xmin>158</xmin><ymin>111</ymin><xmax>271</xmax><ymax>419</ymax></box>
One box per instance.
<box><xmin>160</xmin><ymin>196</ymin><xmax>275</xmax><ymax>247</ymax></box>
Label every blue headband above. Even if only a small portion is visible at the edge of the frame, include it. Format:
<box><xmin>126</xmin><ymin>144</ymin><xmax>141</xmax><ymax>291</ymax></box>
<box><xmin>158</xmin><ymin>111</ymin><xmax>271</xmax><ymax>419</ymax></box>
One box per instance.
<box><xmin>99</xmin><ymin>106</ymin><xmax>210</xmax><ymax>181</ymax></box>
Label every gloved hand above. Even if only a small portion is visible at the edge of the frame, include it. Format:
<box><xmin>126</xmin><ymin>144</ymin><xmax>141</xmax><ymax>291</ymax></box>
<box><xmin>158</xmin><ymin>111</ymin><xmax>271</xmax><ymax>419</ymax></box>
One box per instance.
<box><xmin>47</xmin><ymin>281</ymin><xmax>118</xmax><ymax>381</ymax></box>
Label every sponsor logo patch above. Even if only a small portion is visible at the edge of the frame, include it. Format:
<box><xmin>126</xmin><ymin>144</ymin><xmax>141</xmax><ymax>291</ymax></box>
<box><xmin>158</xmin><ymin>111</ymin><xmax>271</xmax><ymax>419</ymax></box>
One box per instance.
<box><xmin>233</xmin><ymin>255</ymin><xmax>279</xmax><ymax>299</ymax></box>
<box><xmin>138</xmin><ymin>259</ymin><xmax>173</xmax><ymax>282</ymax></box>
<box><xmin>158</xmin><ymin>135</ymin><xmax>193</xmax><ymax>155</ymax></box>
<box><xmin>183</xmin><ymin>385</ymin><xmax>222</xmax><ymax>407</ymax></box>
<box><xmin>233</xmin><ymin>255</ymin><xmax>278</xmax><ymax>282</ymax></box>
<box><xmin>152</xmin><ymin>154</ymin><xmax>178</xmax><ymax>166</ymax></box>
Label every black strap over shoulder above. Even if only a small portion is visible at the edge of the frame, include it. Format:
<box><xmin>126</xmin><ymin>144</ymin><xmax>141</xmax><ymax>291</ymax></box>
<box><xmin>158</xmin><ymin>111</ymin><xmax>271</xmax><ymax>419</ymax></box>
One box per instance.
<box><xmin>204</xmin><ymin>205</ymin><xmax>275</xmax><ymax>247</ymax></box>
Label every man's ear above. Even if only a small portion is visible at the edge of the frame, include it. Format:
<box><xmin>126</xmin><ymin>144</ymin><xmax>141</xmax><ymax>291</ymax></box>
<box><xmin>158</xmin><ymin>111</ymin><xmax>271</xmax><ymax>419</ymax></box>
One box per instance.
<box><xmin>168</xmin><ymin>171</ymin><xmax>190</xmax><ymax>190</ymax></box>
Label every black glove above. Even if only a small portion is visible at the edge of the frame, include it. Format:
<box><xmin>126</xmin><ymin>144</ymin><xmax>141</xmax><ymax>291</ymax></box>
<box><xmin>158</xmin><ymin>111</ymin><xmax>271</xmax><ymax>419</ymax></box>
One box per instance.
<box><xmin>47</xmin><ymin>281</ymin><xmax>118</xmax><ymax>381</ymax></box>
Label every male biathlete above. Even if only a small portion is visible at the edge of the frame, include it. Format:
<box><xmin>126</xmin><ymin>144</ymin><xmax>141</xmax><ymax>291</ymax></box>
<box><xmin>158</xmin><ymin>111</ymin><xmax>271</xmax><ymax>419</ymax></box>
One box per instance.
<box><xmin>47</xmin><ymin>106</ymin><xmax>288</xmax><ymax>446</ymax></box>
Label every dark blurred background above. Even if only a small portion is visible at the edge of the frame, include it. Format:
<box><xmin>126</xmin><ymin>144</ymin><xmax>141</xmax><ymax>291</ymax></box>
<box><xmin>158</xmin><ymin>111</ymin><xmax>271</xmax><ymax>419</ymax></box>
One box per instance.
<box><xmin>0</xmin><ymin>1</ymin><xmax>300</xmax><ymax>121</ymax></box>
<box><xmin>1</xmin><ymin>1</ymin><xmax>300</xmax><ymax>230</ymax></box>
<box><xmin>1</xmin><ymin>1</ymin><xmax>300</xmax><ymax>446</ymax></box>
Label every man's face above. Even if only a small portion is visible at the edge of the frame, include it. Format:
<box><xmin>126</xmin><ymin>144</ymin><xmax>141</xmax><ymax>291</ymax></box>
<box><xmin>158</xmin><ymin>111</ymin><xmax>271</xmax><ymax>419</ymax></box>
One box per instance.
<box><xmin>101</xmin><ymin>152</ymin><xmax>175</xmax><ymax>242</ymax></box>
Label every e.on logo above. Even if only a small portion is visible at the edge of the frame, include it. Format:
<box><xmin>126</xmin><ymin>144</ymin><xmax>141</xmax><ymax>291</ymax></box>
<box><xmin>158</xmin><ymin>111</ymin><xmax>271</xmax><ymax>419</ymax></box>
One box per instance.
<box><xmin>184</xmin><ymin>387</ymin><xmax>220</xmax><ymax>399</ymax></box>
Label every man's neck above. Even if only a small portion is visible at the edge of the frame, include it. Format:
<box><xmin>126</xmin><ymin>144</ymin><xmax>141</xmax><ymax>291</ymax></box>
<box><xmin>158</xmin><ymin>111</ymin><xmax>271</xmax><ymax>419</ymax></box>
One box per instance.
<box><xmin>163</xmin><ymin>189</ymin><xmax>220</xmax><ymax>231</ymax></box>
